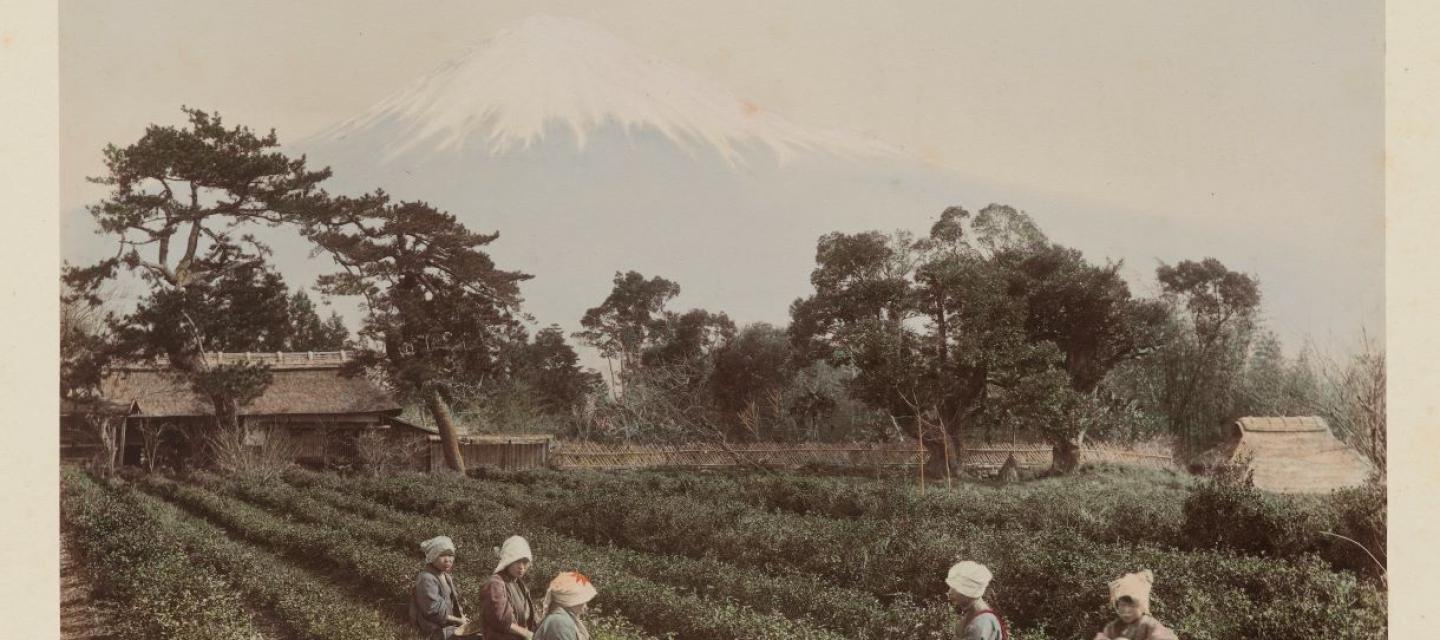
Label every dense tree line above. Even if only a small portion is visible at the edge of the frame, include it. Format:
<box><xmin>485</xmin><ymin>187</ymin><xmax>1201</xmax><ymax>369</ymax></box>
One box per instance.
<box><xmin>63</xmin><ymin>109</ymin><xmax>1384</xmax><ymax>473</ymax></box>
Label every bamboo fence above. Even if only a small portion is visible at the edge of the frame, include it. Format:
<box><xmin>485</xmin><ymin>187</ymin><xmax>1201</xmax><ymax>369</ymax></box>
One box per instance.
<box><xmin>549</xmin><ymin>440</ymin><xmax>1174</xmax><ymax>471</ymax></box>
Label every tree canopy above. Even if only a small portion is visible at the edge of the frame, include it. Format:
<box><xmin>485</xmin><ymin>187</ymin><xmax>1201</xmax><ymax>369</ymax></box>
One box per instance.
<box><xmin>790</xmin><ymin>205</ymin><xmax>1168</xmax><ymax>472</ymax></box>
<box><xmin>108</xmin><ymin>263</ymin><xmax>349</xmax><ymax>363</ymax></box>
<box><xmin>63</xmin><ymin>109</ymin><xmax>1364</xmax><ymax>472</ymax></box>
<box><xmin>575</xmin><ymin>271</ymin><xmax>683</xmax><ymax>375</ymax></box>
<box><xmin>65</xmin><ymin>107</ymin><xmax>332</xmax><ymax>298</ymax></box>
<box><xmin>307</xmin><ymin>193</ymin><xmax>533</xmax><ymax>471</ymax></box>
<box><xmin>308</xmin><ymin>194</ymin><xmax>532</xmax><ymax>396</ymax></box>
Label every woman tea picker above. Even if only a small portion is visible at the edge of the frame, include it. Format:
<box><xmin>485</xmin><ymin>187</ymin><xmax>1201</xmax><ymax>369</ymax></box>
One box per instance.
<box><xmin>534</xmin><ymin>571</ymin><xmax>599</xmax><ymax>640</ymax></box>
<box><xmin>410</xmin><ymin>536</ymin><xmax>479</xmax><ymax>639</ymax></box>
<box><xmin>946</xmin><ymin>560</ymin><xmax>1009</xmax><ymax>640</ymax></box>
<box><xmin>480</xmin><ymin>535</ymin><xmax>541</xmax><ymax>640</ymax></box>
<box><xmin>1092</xmin><ymin>570</ymin><xmax>1179</xmax><ymax>640</ymax></box>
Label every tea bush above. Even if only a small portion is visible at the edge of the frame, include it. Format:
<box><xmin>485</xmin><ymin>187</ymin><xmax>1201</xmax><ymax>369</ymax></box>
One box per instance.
<box><xmin>1181</xmin><ymin>479</ymin><xmax>1323</xmax><ymax>554</ymax></box>
<box><xmin>477</xmin><ymin>471</ymin><xmax>1386</xmax><ymax>640</ymax></box>
<box><xmin>75</xmin><ymin>463</ymin><xmax>1384</xmax><ymax>640</ymax></box>
<box><xmin>147</xmin><ymin>476</ymin><xmax>662</xmax><ymax>640</ymax></box>
<box><xmin>126</xmin><ymin>486</ymin><xmax>411</xmax><ymax>640</ymax></box>
<box><xmin>284</xmin><ymin>469</ymin><xmax>943</xmax><ymax>639</ymax></box>
<box><xmin>1181</xmin><ymin>477</ymin><xmax>1388</xmax><ymax>580</ymax></box>
<box><xmin>60</xmin><ymin>469</ymin><xmax>263</xmax><ymax>640</ymax></box>
<box><xmin>1327</xmin><ymin>481</ymin><xmax>1387</xmax><ymax>579</ymax></box>
<box><xmin>489</xmin><ymin>466</ymin><xmax>1190</xmax><ymax>548</ymax></box>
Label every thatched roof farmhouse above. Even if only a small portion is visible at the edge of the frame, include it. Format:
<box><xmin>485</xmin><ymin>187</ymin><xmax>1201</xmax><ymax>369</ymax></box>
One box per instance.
<box><xmin>64</xmin><ymin>351</ymin><xmax>552</xmax><ymax>472</ymax></box>
<box><xmin>63</xmin><ymin>351</ymin><xmax>408</xmax><ymax>467</ymax></box>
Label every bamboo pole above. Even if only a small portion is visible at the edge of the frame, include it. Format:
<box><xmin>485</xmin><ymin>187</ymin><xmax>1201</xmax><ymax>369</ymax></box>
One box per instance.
<box><xmin>918</xmin><ymin>438</ymin><xmax>926</xmax><ymax>496</ymax></box>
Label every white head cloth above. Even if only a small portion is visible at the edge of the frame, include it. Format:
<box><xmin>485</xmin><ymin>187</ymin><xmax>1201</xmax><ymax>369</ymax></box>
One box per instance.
<box><xmin>420</xmin><ymin>536</ymin><xmax>456</xmax><ymax>566</ymax></box>
<box><xmin>493</xmin><ymin>535</ymin><xmax>534</xmax><ymax>575</ymax></box>
<box><xmin>946</xmin><ymin>560</ymin><xmax>993</xmax><ymax>599</ymax></box>
<box><xmin>1108</xmin><ymin>569</ymin><xmax>1155</xmax><ymax>615</ymax></box>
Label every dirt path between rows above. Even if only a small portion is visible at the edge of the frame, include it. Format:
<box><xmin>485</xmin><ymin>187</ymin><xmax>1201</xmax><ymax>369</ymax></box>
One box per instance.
<box><xmin>60</xmin><ymin>534</ymin><xmax>110</xmax><ymax>640</ymax></box>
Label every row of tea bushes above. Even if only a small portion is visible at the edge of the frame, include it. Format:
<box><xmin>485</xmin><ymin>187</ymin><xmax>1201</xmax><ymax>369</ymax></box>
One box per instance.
<box><xmin>61</xmin><ymin>469</ymin><xmax>265</xmax><ymax>640</ymax></box>
<box><xmin>486</xmin><ymin>466</ymin><xmax>1188</xmax><ymax>546</ymax></box>
<box><xmin>281</xmin><ymin>469</ymin><xmax>952</xmax><ymax>639</ymax></box>
<box><xmin>163</xmin><ymin>473</ymin><xmax>852</xmax><ymax>640</ymax></box>
<box><xmin>492</xmin><ymin>466</ymin><xmax>1385</xmax><ymax>581</ymax></box>
<box><xmin>147</xmin><ymin>476</ymin><xmax>659</xmax><ymax>640</ymax></box>
<box><xmin>125</xmin><ymin>485</ymin><xmax>411</xmax><ymax>640</ymax></box>
<box><xmin>477</xmin><ymin>472</ymin><xmax>1386</xmax><ymax>640</ymax></box>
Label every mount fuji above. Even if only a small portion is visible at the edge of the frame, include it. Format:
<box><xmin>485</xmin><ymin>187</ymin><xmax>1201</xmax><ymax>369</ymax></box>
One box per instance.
<box><xmin>313</xmin><ymin>14</ymin><xmax>898</xmax><ymax>166</ymax></box>
<box><xmin>278</xmin><ymin>13</ymin><xmax>1366</xmax><ymax>349</ymax></box>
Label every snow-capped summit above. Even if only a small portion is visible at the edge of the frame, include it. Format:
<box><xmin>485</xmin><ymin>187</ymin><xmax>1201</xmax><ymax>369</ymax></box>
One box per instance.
<box><xmin>316</xmin><ymin>13</ymin><xmax>897</xmax><ymax>165</ymax></box>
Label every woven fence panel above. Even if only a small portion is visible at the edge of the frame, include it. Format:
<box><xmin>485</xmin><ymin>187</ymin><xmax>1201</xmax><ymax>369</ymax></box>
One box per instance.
<box><xmin>551</xmin><ymin>443</ymin><xmax>925</xmax><ymax>470</ymax></box>
<box><xmin>550</xmin><ymin>442</ymin><xmax>1174</xmax><ymax>471</ymax></box>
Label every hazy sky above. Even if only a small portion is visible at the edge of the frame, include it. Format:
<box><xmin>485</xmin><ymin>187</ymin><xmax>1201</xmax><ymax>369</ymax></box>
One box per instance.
<box><xmin>59</xmin><ymin>0</ymin><xmax>1384</xmax><ymax>347</ymax></box>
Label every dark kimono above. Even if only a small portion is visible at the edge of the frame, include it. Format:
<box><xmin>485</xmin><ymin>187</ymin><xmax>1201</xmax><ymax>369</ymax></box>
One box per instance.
<box><xmin>411</xmin><ymin>566</ymin><xmax>466</xmax><ymax>640</ymax></box>
<box><xmin>480</xmin><ymin>572</ymin><xmax>539</xmax><ymax>640</ymax></box>
<box><xmin>1095</xmin><ymin>615</ymin><xmax>1179</xmax><ymax>640</ymax></box>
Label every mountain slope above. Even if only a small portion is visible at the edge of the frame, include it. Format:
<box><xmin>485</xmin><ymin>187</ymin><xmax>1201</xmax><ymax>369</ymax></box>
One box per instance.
<box><xmin>312</xmin><ymin>13</ymin><xmax>896</xmax><ymax>166</ymax></box>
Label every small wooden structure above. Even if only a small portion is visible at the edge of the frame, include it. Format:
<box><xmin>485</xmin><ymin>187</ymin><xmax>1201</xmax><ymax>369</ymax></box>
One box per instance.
<box><xmin>1217</xmin><ymin>416</ymin><xmax>1374</xmax><ymax>493</ymax></box>
<box><xmin>387</xmin><ymin>419</ymin><xmax>554</xmax><ymax>472</ymax></box>
<box><xmin>450</xmin><ymin>434</ymin><xmax>553</xmax><ymax>472</ymax></box>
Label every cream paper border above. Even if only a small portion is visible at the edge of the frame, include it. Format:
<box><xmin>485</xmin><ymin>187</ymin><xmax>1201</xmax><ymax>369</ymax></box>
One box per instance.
<box><xmin>1</xmin><ymin>0</ymin><xmax>61</xmax><ymax>639</ymax></box>
<box><xmin>1383</xmin><ymin>0</ymin><xmax>1440</xmax><ymax>633</ymax></box>
<box><xmin>2</xmin><ymin>0</ymin><xmax>1435</xmax><ymax>637</ymax></box>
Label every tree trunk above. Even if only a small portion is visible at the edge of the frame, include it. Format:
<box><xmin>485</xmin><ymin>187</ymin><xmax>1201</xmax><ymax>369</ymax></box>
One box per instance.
<box><xmin>427</xmin><ymin>388</ymin><xmax>467</xmax><ymax>473</ymax></box>
<box><xmin>141</xmin><ymin>422</ymin><xmax>165</xmax><ymax>474</ymax></box>
<box><xmin>917</xmin><ymin>440</ymin><xmax>926</xmax><ymax>495</ymax></box>
<box><xmin>934</xmin><ymin>289</ymin><xmax>948</xmax><ymax>365</ymax></box>
<box><xmin>922</xmin><ymin>429</ymin><xmax>962</xmax><ymax>479</ymax></box>
<box><xmin>1050</xmin><ymin>430</ymin><xmax>1086</xmax><ymax>474</ymax></box>
<box><xmin>91</xmin><ymin>415</ymin><xmax>117</xmax><ymax>478</ymax></box>
<box><xmin>115</xmin><ymin>416</ymin><xmax>128</xmax><ymax>469</ymax></box>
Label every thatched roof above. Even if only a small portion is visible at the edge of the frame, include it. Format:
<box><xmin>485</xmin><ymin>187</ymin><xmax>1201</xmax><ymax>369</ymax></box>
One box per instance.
<box><xmin>1230</xmin><ymin>416</ymin><xmax>1374</xmax><ymax>493</ymax></box>
<box><xmin>101</xmin><ymin>352</ymin><xmax>400</xmax><ymax>418</ymax></box>
<box><xmin>120</xmin><ymin>351</ymin><xmax>355</xmax><ymax>371</ymax></box>
<box><xmin>60</xmin><ymin>398</ymin><xmax>138</xmax><ymax>418</ymax></box>
<box><xmin>383</xmin><ymin>415</ymin><xmax>438</xmax><ymax>435</ymax></box>
<box><xmin>1235</xmin><ymin>416</ymin><xmax>1330</xmax><ymax>433</ymax></box>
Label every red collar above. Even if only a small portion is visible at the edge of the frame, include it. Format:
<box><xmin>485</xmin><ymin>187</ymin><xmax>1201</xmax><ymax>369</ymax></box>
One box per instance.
<box><xmin>964</xmin><ymin>608</ymin><xmax>1009</xmax><ymax>640</ymax></box>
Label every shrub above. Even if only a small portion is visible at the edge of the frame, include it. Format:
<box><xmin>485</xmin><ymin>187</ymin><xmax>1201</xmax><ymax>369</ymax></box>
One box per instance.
<box><xmin>483</xmin><ymin>470</ymin><xmax>1384</xmax><ymax>640</ymax></box>
<box><xmin>207</xmin><ymin>423</ymin><xmax>301</xmax><ymax>482</ymax></box>
<box><xmin>1181</xmin><ymin>476</ymin><xmax>1388</xmax><ymax>581</ymax></box>
<box><xmin>101</xmin><ymin>464</ymin><xmax>1384</xmax><ymax>640</ymax></box>
<box><xmin>60</xmin><ymin>469</ymin><xmax>263</xmax><ymax>640</ymax></box>
<box><xmin>129</xmin><ymin>487</ymin><xmax>410</xmax><ymax>640</ymax></box>
<box><xmin>1325</xmin><ymin>481</ymin><xmax>1387</xmax><ymax>580</ymax></box>
<box><xmin>168</xmin><ymin>471</ymin><xmax>852</xmax><ymax>640</ymax></box>
<box><xmin>287</xmin><ymin>469</ymin><xmax>936</xmax><ymax>639</ymax></box>
<box><xmin>1180</xmin><ymin>480</ymin><xmax>1323</xmax><ymax>556</ymax></box>
<box><xmin>355</xmin><ymin>430</ymin><xmax>428</xmax><ymax>476</ymax></box>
